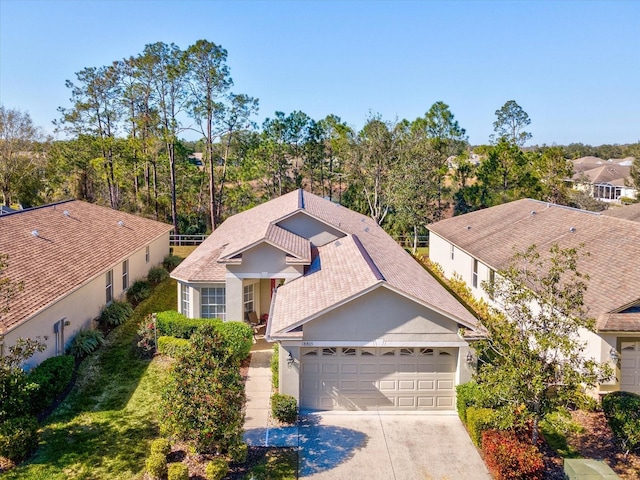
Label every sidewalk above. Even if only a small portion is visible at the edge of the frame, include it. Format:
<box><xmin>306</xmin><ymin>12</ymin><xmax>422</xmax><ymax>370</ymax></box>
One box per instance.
<box><xmin>243</xmin><ymin>338</ymin><xmax>298</xmax><ymax>447</ymax></box>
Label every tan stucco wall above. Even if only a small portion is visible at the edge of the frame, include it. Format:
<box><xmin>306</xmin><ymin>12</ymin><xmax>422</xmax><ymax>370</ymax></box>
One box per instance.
<box><xmin>277</xmin><ymin>212</ymin><xmax>345</xmax><ymax>246</ymax></box>
<box><xmin>303</xmin><ymin>287</ymin><xmax>461</xmax><ymax>343</ymax></box>
<box><xmin>279</xmin><ymin>344</ymin><xmax>301</xmax><ymax>400</ymax></box>
<box><xmin>4</xmin><ymin>233</ymin><xmax>169</xmax><ymax>369</ymax></box>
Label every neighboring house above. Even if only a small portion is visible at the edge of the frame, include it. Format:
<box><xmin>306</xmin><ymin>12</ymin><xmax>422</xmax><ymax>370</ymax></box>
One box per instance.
<box><xmin>0</xmin><ymin>200</ymin><xmax>172</xmax><ymax>368</ymax></box>
<box><xmin>569</xmin><ymin>157</ymin><xmax>637</xmax><ymax>203</ymax></box>
<box><xmin>428</xmin><ymin>198</ymin><xmax>640</xmax><ymax>395</ymax></box>
<box><xmin>171</xmin><ymin>189</ymin><xmax>481</xmax><ymax>411</ymax></box>
<box><xmin>0</xmin><ymin>205</ymin><xmax>16</xmax><ymax>215</ymax></box>
<box><xmin>602</xmin><ymin>202</ymin><xmax>640</xmax><ymax>223</ymax></box>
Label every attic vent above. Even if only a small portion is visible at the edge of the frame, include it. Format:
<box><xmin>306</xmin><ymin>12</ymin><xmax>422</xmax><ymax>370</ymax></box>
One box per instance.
<box><xmin>31</xmin><ymin>230</ymin><xmax>39</xmax><ymax>237</ymax></box>
<box><xmin>569</xmin><ymin>227</ymin><xmax>576</xmax><ymax>233</ymax></box>
<box><xmin>334</xmin><ymin>240</ymin><xmax>342</xmax><ymax>247</ymax></box>
<box><xmin>466</xmin><ymin>225</ymin><xmax>471</xmax><ymax>230</ymax></box>
<box><xmin>118</xmin><ymin>220</ymin><xmax>124</xmax><ymax>226</ymax></box>
<box><xmin>63</xmin><ymin>210</ymin><xmax>70</xmax><ymax>217</ymax></box>
<box><xmin>364</xmin><ymin>226</ymin><xmax>369</xmax><ymax>233</ymax></box>
<box><xmin>531</xmin><ymin>210</ymin><xmax>536</xmax><ymax>215</ymax></box>
<box><xmin>361</xmin><ymin>218</ymin><xmax>366</xmax><ymax>222</ymax></box>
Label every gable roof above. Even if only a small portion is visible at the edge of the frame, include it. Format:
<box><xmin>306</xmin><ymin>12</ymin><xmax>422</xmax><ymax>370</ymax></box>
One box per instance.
<box><xmin>0</xmin><ymin>200</ymin><xmax>173</xmax><ymax>334</ymax></box>
<box><xmin>428</xmin><ymin>199</ymin><xmax>640</xmax><ymax>331</ymax></box>
<box><xmin>173</xmin><ymin>189</ymin><xmax>479</xmax><ymax>335</ymax></box>
<box><xmin>572</xmin><ymin>165</ymin><xmax>631</xmax><ymax>185</ymax></box>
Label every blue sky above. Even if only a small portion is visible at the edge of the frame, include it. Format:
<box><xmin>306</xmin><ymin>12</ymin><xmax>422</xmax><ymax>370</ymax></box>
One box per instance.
<box><xmin>1</xmin><ymin>0</ymin><xmax>638</xmax><ymax>146</ymax></box>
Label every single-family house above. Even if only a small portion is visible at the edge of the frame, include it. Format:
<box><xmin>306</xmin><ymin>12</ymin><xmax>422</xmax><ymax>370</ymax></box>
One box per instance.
<box><xmin>428</xmin><ymin>198</ymin><xmax>640</xmax><ymax>394</ymax></box>
<box><xmin>171</xmin><ymin>189</ymin><xmax>481</xmax><ymax>411</ymax></box>
<box><xmin>0</xmin><ymin>200</ymin><xmax>172</xmax><ymax>368</ymax></box>
<box><xmin>570</xmin><ymin>157</ymin><xmax>637</xmax><ymax>203</ymax></box>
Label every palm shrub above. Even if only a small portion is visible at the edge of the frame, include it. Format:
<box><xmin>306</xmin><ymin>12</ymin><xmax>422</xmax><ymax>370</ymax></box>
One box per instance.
<box><xmin>67</xmin><ymin>328</ymin><xmax>105</xmax><ymax>358</ymax></box>
<box><xmin>126</xmin><ymin>279</ymin><xmax>152</xmax><ymax>305</ymax></box>
<box><xmin>27</xmin><ymin>354</ymin><xmax>74</xmax><ymax>414</ymax></box>
<box><xmin>147</xmin><ymin>266</ymin><xmax>169</xmax><ymax>286</ymax></box>
<box><xmin>99</xmin><ymin>301</ymin><xmax>133</xmax><ymax>327</ymax></box>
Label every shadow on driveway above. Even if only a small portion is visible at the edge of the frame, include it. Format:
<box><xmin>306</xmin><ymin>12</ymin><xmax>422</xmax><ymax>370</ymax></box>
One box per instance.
<box><xmin>297</xmin><ymin>415</ymin><xmax>369</xmax><ymax>477</ymax></box>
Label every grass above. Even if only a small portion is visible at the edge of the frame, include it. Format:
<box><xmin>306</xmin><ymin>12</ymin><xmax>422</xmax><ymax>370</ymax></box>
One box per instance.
<box><xmin>171</xmin><ymin>245</ymin><xmax>197</xmax><ymax>258</ymax></box>
<box><xmin>4</xmin><ymin>279</ymin><xmax>178</xmax><ymax>480</ymax></box>
<box><xmin>244</xmin><ymin>449</ymin><xmax>298</xmax><ymax>480</ymax></box>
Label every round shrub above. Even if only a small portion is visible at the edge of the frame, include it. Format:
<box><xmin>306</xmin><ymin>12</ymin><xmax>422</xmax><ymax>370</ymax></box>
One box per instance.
<box><xmin>205</xmin><ymin>457</ymin><xmax>228</xmax><ymax>480</ymax></box>
<box><xmin>168</xmin><ymin>462</ymin><xmax>189</xmax><ymax>480</ymax></box>
<box><xmin>99</xmin><ymin>301</ymin><xmax>133</xmax><ymax>327</ymax></box>
<box><xmin>28</xmin><ymin>355</ymin><xmax>75</xmax><ymax>414</ymax></box>
<box><xmin>482</xmin><ymin>429</ymin><xmax>544</xmax><ymax>480</ymax></box>
<box><xmin>228</xmin><ymin>441</ymin><xmax>248</xmax><ymax>463</ymax></box>
<box><xmin>145</xmin><ymin>452</ymin><xmax>167</xmax><ymax>479</ymax></box>
<box><xmin>148</xmin><ymin>266</ymin><xmax>169</xmax><ymax>286</ymax></box>
<box><xmin>602</xmin><ymin>391</ymin><xmax>640</xmax><ymax>454</ymax></box>
<box><xmin>0</xmin><ymin>415</ymin><xmax>39</xmax><ymax>462</ymax></box>
<box><xmin>126</xmin><ymin>279</ymin><xmax>151</xmax><ymax>306</ymax></box>
<box><xmin>271</xmin><ymin>393</ymin><xmax>298</xmax><ymax>424</ymax></box>
<box><xmin>150</xmin><ymin>437</ymin><xmax>171</xmax><ymax>456</ymax></box>
<box><xmin>67</xmin><ymin>328</ymin><xmax>105</xmax><ymax>358</ymax></box>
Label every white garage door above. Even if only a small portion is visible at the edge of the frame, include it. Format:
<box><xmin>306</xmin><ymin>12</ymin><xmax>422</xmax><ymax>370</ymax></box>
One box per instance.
<box><xmin>621</xmin><ymin>341</ymin><xmax>640</xmax><ymax>393</ymax></box>
<box><xmin>300</xmin><ymin>346</ymin><xmax>457</xmax><ymax>411</ymax></box>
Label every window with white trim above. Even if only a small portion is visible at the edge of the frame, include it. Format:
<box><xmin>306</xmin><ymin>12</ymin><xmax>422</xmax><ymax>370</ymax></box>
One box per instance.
<box><xmin>181</xmin><ymin>284</ymin><xmax>190</xmax><ymax>316</ymax></box>
<box><xmin>106</xmin><ymin>270</ymin><xmax>113</xmax><ymax>304</ymax></box>
<box><xmin>243</xmin><ymin>284</ymin><xmax>254</xmax><ymax>313</ymax></box>
<box><xmin>145</xmin><ymin>246</ymin><xmax>150</xmax><ymax>263</ymax></box>
<box><xmin>201</xmin><ymin>287</ymin><xmax>226</xmax><ymax>320</ymax></box>
<box><xmin>122</xmin><ymin>260</ymin><xmax>129</xmax><ymax>290</ymax></box>
<box><xmin>472</xmin><ymin>259</ymin><xmax>478</xmax><ymax>288</ymax></box>
<box><xmin>450</xmin><ymin>244</ymin><xmax>455</xmax><ymax>260</ymax></box>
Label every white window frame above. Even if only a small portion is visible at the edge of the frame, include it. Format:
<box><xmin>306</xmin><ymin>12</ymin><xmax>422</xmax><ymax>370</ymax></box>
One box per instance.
<box><xmin>450</xmin><ymin>244</ymin><xmax>455</xmax><ymax>260</ymax></box>
<box><xmin>106</xmin><ymin>270</ymin><xmax>113</xmax><ymax>304</ymax></box>
<box><xmin>243</xmin><ymin>284</ymin><xmax>255</xmax><ymax>313</ymax></box>
<box><xmin>122</xmin><ymin>260</ymin><xmax>129</xmax><ymax>290</ymax></box>
<box><xmin>201</xmin><ymin>286</ymin><xmax>226</xmax><ymax>320</ymax></box>
<box><xmin>145</xmin><ymin>245</ymin><xmax>150</xmax><ymax>263</ymax></box>
<box><xmin>181</xmin><ymin>284</ymin><xmax>190</xmax><ymax>316</ymax></box>
<box><xmin>472</xmin><ymin>259</ymin><xmax>478</xmax><ymax>289</ymax></box>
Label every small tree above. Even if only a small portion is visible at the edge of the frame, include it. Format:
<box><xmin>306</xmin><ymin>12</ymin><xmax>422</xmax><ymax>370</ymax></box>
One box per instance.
<box><xmin>160</xmin><ymin>325</ymin><xmax>245</xmax><ymax>453</ymax></box>
<box><xmin>475</xmin><ymin>243</ymin><xmax>611</xmax><ymax>444</ymax></box>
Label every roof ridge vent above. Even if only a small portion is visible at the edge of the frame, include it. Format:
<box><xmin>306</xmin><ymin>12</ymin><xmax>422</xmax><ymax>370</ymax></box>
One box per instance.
<box><xmin>569</xmin><ymin>226</ymin><xmax>576</xmax><ymax>232</ymax></box>
<box><xmin>531</xmin><ymin>210</ymin><xmax>536</xmax><ymax>215</ymax></box>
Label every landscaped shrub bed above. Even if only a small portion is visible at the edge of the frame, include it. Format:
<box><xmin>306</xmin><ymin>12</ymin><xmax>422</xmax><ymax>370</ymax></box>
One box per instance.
<box><xmin>0</xmin><ymin>415</ymin><xmax>39</xmax><ymax>462</ymax></box>
<box><xmin>466</xmin><ymin>406</ymin><xmax>499</xmax><ymax>447</ymax></box>
<box><xmin>481</xmin><ymin>429</ymin><xmax>544</xmax><ymax>480</ymax></box>
<box><xmin>126</xmin><ymin>279</ymin><xmax>152</xmax><ymax>305</ymax></box>
<box><xmin>147</xmin><ymin>266</ymin><xmax>169</xmax><ymax>286</ymax></box>
<box><xmin>156</xmin><ymin>310</ymin><xmax>221</xmax><ymax>338</ymax></box>
<box><xmin>66</xmin><ymin>328</ymin><xmax>105</xmax><ymax>358</ymax></box>
<box><xmin>163</xmin><ymin>254</ymin><xmax>183</xmax><ymax>272</ymax></box>
<box><xmin>27</xmin><ymin>355</ymin><xmax>74</xmax><ymax>415</ymax></box>
<box><xmin>271</xmin><ymin>393</ymin><xmax>297</xmax><ymax>424</ymax></box>
<box><xmin>99</xmin><ymin>301</ymin><xmax>133</xmax><ymax>327</ymax></box>
<box><xmin>602</xmin><ymin>391</ymin><xmax>640</xmax><ymax>454</ymax></box>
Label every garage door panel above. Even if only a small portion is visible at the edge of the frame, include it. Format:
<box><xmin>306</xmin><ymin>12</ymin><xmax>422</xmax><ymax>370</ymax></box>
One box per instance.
<box><xmin>300</xmin><ymin>347</ymin><xmax>458</xmax><ymax>411</ymax></box>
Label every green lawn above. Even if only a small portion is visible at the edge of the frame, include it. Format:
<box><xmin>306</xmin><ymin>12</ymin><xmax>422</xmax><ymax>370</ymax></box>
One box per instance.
<box><xmin>4</xmin><ymin>280</ymin><xmax>178</xmax><ymax>479</ymax></box>
<box><xmin>244</xmin><ymin>449</ymin><xmax>298</xmax><ymax>480</ymax></box>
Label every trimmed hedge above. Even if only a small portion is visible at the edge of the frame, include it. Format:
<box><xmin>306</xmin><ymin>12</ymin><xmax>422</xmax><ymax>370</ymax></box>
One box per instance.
<box><xmin>0</xmin><ymin>415</ymin><xmax>39</xmax><ymax>462</ymax></box>
<box><xmin>205</xmin><ymin>457</ymin><xmax>228</xmax><ymax>480</ymax></box>
<box><xmin>466</xmin><ymin>407</ymin><xmax>499</xmax><ymax>447</ymax></box>
<box><xmin>145</xmin><ymin>452</ymin><xmax>167</xmax><ymax>479</ymax></box>
<box><xmin>150</xmin><ymin>437</ymin><xmax>171</xmax><ymax>456</ymax></box>
<box><xmin>28</xmin><ymin>355</ymin><xmax>74</xmax><ymax>414</ymax></box>
<box><xmin>602</xmin><ymin>391</ymin><xmax>640</xmax><ymax>454</ymax></box>
<box><xmin>156</xmin><ymin>311</ymin><xmax>221</xmax><ymax>339</ymax></box>
<box><xmin>271</xmin><ymin>393</ymin><xmax>297</xmax><ymax>424</ymax></box>
<box><xmin>157</xmin><ymin>336</ymin><xmax>191</xmax><ymax>358</ymax></box>
<box><xmin>168</xmin><ymin>462</ymin><xmax>189</xmax><ymax>480</ymax></box>
<box><xmin>99</xmin><ymin>301</ymin><xmax>133</xmax><ymax>327</ymax></box>
<box><xmin>482</xmin><ymin>429</ymin><xmax>544</xmax><ymax>480</ymax></box>
<box><xmin>456</xmin><ymin>381</ymin><xmax>483</xmax><ymax>425</ymax></box>
<box><xmin>215</xmin><ymin>321</ymin><xmax>253</xmax><ymax>363</ymax></box>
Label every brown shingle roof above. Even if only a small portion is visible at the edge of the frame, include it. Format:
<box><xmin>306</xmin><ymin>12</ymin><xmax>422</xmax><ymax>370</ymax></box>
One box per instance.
<box><xmin>428</xmin><ymin>199</ymin><xmax>640</xmax><ymax>331</ymax></box>
<box><xmin>602</xmin><ymin>203</ymin><xmax>640</xmax><ymax>223</ymax></box>
<box><xmin>0</xmin><ymin>201</ymin><xmax>172</xmax><ymax>334</ymax></box>
<box><xmin>173</xmin><ymin>189</ymin><xmax>479</xmax><ymax>335</ymax></box>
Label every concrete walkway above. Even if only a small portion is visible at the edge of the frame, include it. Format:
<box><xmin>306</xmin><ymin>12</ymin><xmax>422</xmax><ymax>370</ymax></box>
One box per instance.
<box><xmin>243</xmin><ymin>338</ymin><xmax>299</xmax><ymax>447</ymax></box>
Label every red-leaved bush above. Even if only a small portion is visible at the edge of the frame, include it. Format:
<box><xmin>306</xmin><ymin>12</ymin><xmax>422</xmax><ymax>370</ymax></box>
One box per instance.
<box><xmin>481</xmin><ymin>429</ymin><xmax>544</xmax><ymax>480</ymax></box>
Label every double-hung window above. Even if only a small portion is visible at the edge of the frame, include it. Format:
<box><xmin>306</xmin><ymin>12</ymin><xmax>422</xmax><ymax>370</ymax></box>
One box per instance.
<box><xmin>122</xmin><ymin>260</ymin><xmax>129</xmax><ymax>290</ymax></box>
<box><xmin>201</xmin><ymin>287</ymin><xmax>226</xmax><ymax>320</ymax></box>
<box><xmin>181</xmin><ymin>284</ymin><xmax>190</xmax><ymax>316</ymax></box>
<box><xmin>145</xmin><ymin>246</ymin><xmax>150</xmax><ymax>263</ymax></box>
<box><xmin>243</xmin><ymin>284</ymin><xmax>255</xmax><ymax>313</ymax></box>
<box><xmin>106</xmin><ymin>270</ymin><xmax>113</xmax><ymax>304</ymax></box>
<box><xmin>472</xmin><ymin>259</ymin><xmax>478</xmax><ymax>289</ymax></box>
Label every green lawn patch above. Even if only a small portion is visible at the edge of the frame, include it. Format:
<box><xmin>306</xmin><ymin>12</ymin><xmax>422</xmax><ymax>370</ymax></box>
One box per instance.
<box><xmin>3</xmin><ymin>279</ymin><xmax>178</xmax><ymax>479</ymax></box>
<box><xmin>243</xmin><ymin>448</ymin><xmax>298</xmax><ymax>480</ymax></box>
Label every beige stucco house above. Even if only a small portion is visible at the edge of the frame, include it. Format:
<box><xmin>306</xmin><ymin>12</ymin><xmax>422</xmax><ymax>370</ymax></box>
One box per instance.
<box><xmin>570</xmin><ymin>157</ymin><xmax>638</xmax><ymax>203</ymax></box>
<box><xmin>171</xmin><ymin>189</ymin><xmax>481</xmax><ymax>411</ymax></box>
<box><xmin>0</xmin><ymin>200</ymin><xmax>172</xmax><ymax>368</ymax></box>
<box><xmin>428</xmin><ymin>198</ymin><xmax>640</xmax><ymax>395</ymax></box>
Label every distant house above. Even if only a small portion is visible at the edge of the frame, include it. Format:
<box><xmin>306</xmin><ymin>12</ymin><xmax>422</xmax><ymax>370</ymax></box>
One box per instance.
<box><xmin>0</xmin><ymin>205</ymin><xmax>16</xmax><ymax>215</ymax></box>
<box><xmin>172</xmin><ymin>189</ymin><xmax>480</xmax><ymax>411</ymax></box>
<box><xmin>0</xmin><ymin>201</ymin><xmax>172</xmax><ymax>368</ymax></box>
<box><xmin>428</xmin><ymin>199</ymin><xmax>640</xmax><ymax>395</ymax></box>
<box><xmin>570</xmin><ymin>157</ymin><xmax>637</xmax><ymax>203</ymax></box>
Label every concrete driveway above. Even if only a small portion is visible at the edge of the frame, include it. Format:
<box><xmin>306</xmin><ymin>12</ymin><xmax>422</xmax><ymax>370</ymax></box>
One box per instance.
<box><xmin>297</xmin><ymin>412</ymin><xmax>491</xmax><ymax>480</ymax></box>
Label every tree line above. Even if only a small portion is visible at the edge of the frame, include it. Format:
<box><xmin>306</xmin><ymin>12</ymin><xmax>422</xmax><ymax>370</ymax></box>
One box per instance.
<box><xmin>1</xmin><ymin>39</ymin><xmax>639</xmax><ymax>237</ymax></box>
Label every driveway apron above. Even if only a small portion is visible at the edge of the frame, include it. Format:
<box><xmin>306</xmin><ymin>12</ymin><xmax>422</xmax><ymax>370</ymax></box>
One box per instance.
<box><xmin>298</xmin><ymin>412</ymin><xmax>490</xmax><ymax>480</ymax></box>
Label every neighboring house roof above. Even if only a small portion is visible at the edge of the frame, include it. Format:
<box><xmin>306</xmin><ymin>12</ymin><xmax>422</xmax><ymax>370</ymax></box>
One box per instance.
<box><xmin>173</xmin><ymin>189</ymin><xmax>479</xmax><ymax>335</ymax></box>
<box><xmin>572</xmin><ymin>165</ymin><xmax>631</xmax><ymax>185</ymax></box>
<box><xmin>602</xmin><ymin>203</ymin><xmax>640</xmax><ymax>222</ymax></box>
<box><xmin>0</xmin><ymin>205</ymin><xmax>16</xmax><ymax>215</ymax></box>
<box><xmin>0</xmin><ymin>200</ymin><xmax>173</xmax><ymax>334</ymax></box>
<box><xmin>428</xmin><ymin>198</ymin><xmax>640</xmax><ymax>331</ymax></box>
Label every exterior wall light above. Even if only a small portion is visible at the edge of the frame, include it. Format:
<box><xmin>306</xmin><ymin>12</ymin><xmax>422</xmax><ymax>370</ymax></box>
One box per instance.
<box><xmin>466</xmin><ymin>351</ymin><xmax>474</xmax><ymax>365</ymax></box>
<box><xmin>610</xmin><ymin>347</ymin><xmax>619</xmax><ymax>363</ymax></box>
<box><xmin>287</xmin><ymin>352</ymin><xmax>295</xmax><ymax>368</ymax></box>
